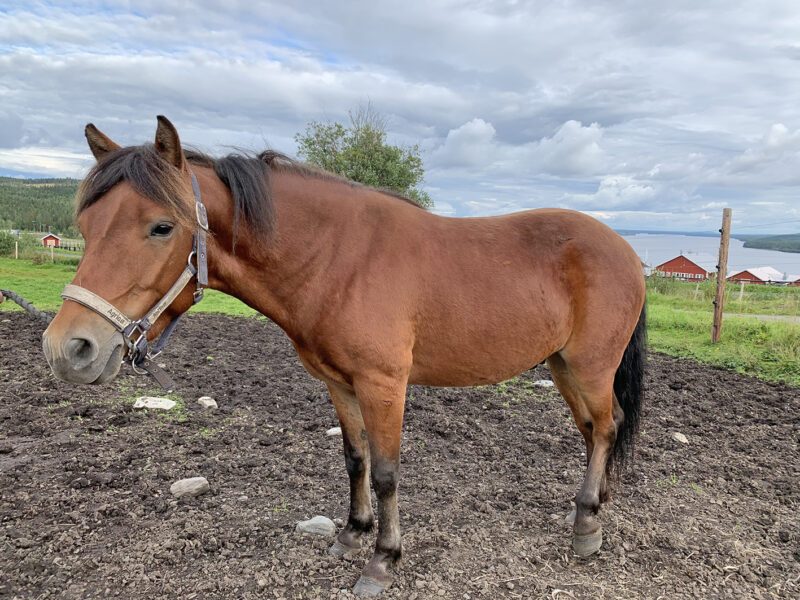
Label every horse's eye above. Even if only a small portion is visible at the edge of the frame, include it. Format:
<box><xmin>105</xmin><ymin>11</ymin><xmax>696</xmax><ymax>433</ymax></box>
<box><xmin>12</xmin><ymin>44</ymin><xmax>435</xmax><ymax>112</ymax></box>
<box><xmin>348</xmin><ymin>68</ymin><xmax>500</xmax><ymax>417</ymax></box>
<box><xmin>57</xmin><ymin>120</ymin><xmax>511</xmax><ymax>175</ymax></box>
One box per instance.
<box><xmin>150</xmin><ymin>222</ymin><xmax>174</xmax><ymax>237</ymax></box>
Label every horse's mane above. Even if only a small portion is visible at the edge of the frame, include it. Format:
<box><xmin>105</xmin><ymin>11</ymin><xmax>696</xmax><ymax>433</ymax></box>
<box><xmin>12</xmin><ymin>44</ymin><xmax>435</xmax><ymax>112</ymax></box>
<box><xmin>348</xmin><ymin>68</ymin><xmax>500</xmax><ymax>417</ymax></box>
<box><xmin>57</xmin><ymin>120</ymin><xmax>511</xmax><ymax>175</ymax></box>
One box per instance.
<box><xmin>76</xmin><ymin>145</ymin><xmax>423</xmax><ymax>247</ymax></box>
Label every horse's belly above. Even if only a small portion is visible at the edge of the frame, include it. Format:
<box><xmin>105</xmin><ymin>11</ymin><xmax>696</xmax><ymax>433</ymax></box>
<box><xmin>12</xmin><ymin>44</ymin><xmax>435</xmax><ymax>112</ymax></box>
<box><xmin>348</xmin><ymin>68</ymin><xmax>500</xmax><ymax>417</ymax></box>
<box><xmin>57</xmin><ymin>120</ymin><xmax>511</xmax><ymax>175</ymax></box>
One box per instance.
<box><xmin>408</xmin><ymin>325</ymin><xmax>562</xmax><ymax>387</ymax></box>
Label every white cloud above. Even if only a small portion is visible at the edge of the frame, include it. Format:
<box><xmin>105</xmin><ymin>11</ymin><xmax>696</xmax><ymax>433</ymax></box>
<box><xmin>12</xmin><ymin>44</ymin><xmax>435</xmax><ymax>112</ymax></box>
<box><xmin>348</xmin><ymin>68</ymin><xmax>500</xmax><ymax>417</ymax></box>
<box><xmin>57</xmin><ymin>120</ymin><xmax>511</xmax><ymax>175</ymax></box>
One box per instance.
<box><xmin>1</xmin><ymin>1</ymin><xmax>800</xmax><ymax>230</ymax></box>
<box><xmin>536</xmin><ymin>120</ymin><xmax>604</xmax><ymax>176</ymax></box>
<box><xmin>431</xmin><ymin>118</ymin><xmax>496</xmax><ymax>168</ymax></box>
<box><xmin>431</xmin><ymin>118</ymin><xmax>604</xmax><ymax>177</ymax></box>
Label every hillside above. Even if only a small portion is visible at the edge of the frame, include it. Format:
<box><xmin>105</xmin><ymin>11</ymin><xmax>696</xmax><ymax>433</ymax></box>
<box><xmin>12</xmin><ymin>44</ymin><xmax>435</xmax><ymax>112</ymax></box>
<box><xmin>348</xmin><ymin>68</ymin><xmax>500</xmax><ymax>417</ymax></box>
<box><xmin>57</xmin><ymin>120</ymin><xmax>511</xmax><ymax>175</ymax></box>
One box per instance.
<box><xmin>743</xmin><ymin>233</ymin><xmax>800</xmax><ymax>253</ymax></box>
<box><xmin>0</xmin><ymin>176</ymin><xmax>80</xmax><ymax>236</ymax></box>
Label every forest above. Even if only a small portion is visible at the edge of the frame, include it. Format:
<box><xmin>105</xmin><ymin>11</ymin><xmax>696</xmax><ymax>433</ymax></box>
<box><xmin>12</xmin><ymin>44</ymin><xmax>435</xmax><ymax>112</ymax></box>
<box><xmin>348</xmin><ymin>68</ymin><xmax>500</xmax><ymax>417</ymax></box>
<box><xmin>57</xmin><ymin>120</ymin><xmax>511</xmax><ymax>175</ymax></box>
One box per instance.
<box><xmin>0</xmin><ymin>176</ymin><xmax>79</xmax><ymax>236</ymax></box>
<box><xmin>743</xmin><ymin>233</ymin><xmax>800</xmax><ymax>253</ymax></box>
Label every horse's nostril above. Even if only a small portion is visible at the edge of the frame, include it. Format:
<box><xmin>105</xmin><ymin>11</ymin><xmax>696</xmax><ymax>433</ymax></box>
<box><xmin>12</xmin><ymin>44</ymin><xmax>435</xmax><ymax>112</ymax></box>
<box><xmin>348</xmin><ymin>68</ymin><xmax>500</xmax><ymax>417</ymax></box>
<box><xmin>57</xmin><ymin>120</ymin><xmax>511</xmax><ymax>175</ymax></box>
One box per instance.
<box><xmin>66</xmin><ymin>337</ymin><xmax>98</xmax><ymax>368</ymax></box>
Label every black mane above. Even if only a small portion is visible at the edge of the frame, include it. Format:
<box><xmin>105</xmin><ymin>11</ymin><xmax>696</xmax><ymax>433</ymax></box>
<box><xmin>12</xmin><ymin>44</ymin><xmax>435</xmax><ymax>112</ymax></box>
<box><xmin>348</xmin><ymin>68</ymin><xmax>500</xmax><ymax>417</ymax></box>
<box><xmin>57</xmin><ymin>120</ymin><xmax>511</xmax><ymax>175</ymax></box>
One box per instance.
<box><xmin>76</xmin><ymin>145</ymin><xmax>422</xmax><ymax>248</ymax></box>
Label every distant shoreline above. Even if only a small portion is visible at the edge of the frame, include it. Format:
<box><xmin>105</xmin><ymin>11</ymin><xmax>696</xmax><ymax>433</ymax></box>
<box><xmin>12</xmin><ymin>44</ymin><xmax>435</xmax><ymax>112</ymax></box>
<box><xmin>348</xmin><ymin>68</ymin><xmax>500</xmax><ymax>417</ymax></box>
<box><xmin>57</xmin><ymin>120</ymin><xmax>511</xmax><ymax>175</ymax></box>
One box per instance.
<box><xmin>618</xmin><ymin>230</ymin><xmax>800</xmax><ymax>256</ymax></box>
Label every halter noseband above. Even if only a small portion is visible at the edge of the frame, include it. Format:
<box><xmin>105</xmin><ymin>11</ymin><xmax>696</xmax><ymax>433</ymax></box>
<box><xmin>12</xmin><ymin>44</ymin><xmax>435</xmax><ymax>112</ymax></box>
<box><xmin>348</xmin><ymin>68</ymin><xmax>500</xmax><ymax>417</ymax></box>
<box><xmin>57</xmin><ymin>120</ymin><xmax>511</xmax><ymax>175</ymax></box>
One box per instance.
<box><xmin>60</xmin><ymin>171</ymin><xmax>209</xmax><ymax>391</ymax></box>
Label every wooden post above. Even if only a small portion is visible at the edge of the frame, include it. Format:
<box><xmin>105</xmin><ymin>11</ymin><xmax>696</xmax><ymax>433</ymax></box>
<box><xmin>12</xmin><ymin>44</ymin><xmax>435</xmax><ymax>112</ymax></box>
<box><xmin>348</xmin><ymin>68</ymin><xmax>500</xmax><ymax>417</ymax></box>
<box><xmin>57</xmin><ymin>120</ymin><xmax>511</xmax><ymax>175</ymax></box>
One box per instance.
<box><xmin>14</xmin><ymin>241</ymin><xmax>18</xmax><ymax>259</ymax></box>
<box><xmin>738</xmin><ymin>281</ymin><xmax>745</xmax><ymax>303</ymax></box>
<box><xmin>50</xmin><ymin>245</ymin><xmax>55</xmax><ymax>262</ymax></box>
<box><xmin>712</xmin><ymin>208</ymin><xmax>732</xmax><ymax>343</ymax></box>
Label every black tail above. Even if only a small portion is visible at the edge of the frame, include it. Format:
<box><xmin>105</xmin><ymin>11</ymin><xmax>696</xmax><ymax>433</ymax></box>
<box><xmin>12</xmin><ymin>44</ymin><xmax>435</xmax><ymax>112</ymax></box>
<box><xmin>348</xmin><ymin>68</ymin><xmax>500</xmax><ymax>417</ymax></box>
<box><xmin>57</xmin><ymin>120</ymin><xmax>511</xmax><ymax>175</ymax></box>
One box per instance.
<box><xmin>610</xmin><ymin>303</ymin><xmax>646</xmax><ymax>473</ymax></box>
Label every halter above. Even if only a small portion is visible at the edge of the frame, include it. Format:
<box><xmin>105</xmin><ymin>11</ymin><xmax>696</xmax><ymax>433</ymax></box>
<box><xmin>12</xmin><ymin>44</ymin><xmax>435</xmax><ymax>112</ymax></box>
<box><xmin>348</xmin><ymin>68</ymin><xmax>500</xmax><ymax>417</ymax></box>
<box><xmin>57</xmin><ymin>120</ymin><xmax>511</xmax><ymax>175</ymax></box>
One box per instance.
<box><xmin>60</xmin><ymin>171</ymin><xmax>209</xmax><ymax>391</ymax></box>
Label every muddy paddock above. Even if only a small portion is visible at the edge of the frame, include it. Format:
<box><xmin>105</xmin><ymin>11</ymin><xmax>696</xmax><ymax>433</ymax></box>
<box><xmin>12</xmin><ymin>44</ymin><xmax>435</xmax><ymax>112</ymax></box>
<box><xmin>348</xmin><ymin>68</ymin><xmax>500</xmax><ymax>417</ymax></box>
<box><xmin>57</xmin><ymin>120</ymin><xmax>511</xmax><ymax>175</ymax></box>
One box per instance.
<box><xmin>1</xmin><ymin>312</ymin><xmax>798</xmax><ymax>599</ymax></box>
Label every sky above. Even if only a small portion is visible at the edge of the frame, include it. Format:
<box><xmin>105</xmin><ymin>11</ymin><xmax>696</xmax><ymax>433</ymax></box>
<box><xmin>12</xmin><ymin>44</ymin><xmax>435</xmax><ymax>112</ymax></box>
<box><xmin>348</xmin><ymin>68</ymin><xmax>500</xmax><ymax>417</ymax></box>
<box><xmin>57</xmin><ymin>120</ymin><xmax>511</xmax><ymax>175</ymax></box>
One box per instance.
<box><xmin>1</xmin><ymin>1</ymin><xmax>800</xmax><ymax>233</ymax></box>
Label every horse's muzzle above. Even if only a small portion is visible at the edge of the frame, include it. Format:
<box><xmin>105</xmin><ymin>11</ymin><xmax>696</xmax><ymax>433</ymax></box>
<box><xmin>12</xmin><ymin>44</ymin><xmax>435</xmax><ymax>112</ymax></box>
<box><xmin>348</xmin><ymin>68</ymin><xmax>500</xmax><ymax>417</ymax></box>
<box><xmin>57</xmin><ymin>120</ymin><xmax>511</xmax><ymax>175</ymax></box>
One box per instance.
<box><xmin>42</xmin><ymin>327</ymin><xmax>125</xmax><ymax>384</ymax></box>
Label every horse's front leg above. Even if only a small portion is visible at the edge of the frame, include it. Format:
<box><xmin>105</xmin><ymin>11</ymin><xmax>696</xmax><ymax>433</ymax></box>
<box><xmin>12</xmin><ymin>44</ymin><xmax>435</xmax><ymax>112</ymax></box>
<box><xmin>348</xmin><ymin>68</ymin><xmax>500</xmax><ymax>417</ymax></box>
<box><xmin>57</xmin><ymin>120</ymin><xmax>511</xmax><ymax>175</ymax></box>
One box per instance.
<box><xmin>327</xmin><ymin>384</ymin><xmax>375</xmax><ymax>557</ymax></box>
<box><xmin>351</xmin><ymin>376</ymin><xmax>407</xmax><ymax>597</ymax></box>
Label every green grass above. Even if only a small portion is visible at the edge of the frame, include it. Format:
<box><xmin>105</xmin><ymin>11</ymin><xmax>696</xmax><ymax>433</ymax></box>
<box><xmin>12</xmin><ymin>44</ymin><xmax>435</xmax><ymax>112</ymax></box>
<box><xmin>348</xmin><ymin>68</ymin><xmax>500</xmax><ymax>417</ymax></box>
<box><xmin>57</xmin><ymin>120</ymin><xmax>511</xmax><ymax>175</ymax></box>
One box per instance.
<box><xmin>647</xmin><ymin>276</ymin><xmax>800</xmax><ymax>316</ymax></box>
<box><xmin>648</xmin><ymin>297</ymin><xmax>800</xmax><ymax>386</ymax></box>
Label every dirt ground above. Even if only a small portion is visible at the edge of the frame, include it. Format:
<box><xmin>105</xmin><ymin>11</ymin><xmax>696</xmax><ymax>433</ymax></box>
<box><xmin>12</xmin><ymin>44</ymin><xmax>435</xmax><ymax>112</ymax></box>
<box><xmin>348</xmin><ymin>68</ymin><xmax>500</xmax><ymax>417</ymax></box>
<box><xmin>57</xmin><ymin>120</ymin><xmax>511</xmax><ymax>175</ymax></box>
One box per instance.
<box><xmin>1</xmin><ymin>312</ymin><xmax>798</xmax><ymax>599</ymax></box>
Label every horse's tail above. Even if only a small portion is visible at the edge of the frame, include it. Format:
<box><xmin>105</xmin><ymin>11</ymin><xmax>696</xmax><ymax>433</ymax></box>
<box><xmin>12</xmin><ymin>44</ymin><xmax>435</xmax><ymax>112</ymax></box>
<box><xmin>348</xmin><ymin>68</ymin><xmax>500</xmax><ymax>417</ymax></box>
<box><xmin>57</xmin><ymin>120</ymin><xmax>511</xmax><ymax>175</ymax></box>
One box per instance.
<box><xmin>610</xmin><ymin>303</ymin><xmax>646</xmax><ymax>474</ymax></box>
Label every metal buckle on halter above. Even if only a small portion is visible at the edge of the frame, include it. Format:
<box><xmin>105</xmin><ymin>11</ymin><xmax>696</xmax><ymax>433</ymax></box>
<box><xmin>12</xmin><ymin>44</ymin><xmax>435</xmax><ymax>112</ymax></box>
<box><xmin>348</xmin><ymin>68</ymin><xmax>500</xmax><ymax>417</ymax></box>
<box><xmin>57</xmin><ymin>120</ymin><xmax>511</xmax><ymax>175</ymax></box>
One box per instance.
<box><xmin>196</xmin><ymin>202</ymin><xmax>209</xmax><ymax>231</ymax></box>
<box><xmin>122</xmin><ymin>320</ymin><xmax>149</xmax><ymax>371</ymax></box>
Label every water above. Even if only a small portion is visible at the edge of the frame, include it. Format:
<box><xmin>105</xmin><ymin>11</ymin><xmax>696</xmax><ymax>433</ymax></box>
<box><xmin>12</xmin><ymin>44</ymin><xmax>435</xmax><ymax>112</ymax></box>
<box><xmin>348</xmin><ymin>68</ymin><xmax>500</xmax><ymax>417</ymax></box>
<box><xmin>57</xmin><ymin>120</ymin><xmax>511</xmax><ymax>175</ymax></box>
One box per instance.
<box><xmin>621</xmin><ymin>234</ymin><xmax>800</xmax><ymax>279</ymax></box>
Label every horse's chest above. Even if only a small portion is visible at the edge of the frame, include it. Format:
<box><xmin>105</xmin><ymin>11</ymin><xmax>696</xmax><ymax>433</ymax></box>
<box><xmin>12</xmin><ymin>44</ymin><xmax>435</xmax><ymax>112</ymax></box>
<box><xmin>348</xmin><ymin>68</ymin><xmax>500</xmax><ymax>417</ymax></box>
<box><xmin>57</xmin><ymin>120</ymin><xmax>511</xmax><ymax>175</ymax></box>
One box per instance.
<box><xmin>293</xmin><ymin>344</ymin><xmax>353</xmax><ymax>389</ymax></box>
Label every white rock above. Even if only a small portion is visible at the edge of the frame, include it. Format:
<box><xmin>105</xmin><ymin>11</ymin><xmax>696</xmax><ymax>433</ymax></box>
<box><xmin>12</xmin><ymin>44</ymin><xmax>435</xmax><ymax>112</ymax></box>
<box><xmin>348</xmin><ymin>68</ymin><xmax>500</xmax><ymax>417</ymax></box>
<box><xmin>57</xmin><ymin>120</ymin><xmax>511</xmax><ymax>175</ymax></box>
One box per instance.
<box><xmin>170</xmin><ymin>477</ymin><xmax>210</xmax><ymax>498</ymax></box>
<box><xmin>672</xmin><ymin>432</ymin><xmax>689</xmax><ymax>444</ymax></box>
<box><xmin>532</xmin><ymin>380</ymin><xmax>555</xmax><ymax>388</ymax></box>
<box><xmin>197</xmin><ymin>396</ymin><xmax>218</xmax><ymax>410</ymax></box>
<box><xmin>133</xmin><ymin>396</ymin><xmax>176</xmax><ymax>410</ymax></box>
<box><xmin>295</xmin><ymin>515</ymin><xmax>336</xmax><ymax>537</ymax></box>
<box><xmin>325</xmin><ymin>426</ymin><xmax>342</xmax><ymax>437</ymax></box>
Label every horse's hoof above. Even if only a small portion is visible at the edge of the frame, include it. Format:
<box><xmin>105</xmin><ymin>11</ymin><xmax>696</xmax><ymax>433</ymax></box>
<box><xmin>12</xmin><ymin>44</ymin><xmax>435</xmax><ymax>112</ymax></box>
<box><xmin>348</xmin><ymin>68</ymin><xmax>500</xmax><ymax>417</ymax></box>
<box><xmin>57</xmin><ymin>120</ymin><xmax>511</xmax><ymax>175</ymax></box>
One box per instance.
<box><xmin>353</xmin><ymin>575</ymin><xmax>391</xmax><ymax>597</ymax></box>
<box><xmin>573</xmin><ymin>528</ymin><xmax>603</xmax><ymax>557</ymax></box>
<box><xmin>329</xmin><ymin>539</ymin><xmax>360</xmax><ymax>558</ymax></box>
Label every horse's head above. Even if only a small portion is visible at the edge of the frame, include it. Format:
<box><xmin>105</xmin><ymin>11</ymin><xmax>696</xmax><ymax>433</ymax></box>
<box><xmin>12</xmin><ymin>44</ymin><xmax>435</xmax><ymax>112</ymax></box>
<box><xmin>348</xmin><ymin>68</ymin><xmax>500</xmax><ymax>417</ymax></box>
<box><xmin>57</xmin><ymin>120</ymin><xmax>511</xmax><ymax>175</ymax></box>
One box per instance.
<box><xmin>43</xmin><ymin>116</ymin><xmax>200</xmax><ymax>384</ymax></box>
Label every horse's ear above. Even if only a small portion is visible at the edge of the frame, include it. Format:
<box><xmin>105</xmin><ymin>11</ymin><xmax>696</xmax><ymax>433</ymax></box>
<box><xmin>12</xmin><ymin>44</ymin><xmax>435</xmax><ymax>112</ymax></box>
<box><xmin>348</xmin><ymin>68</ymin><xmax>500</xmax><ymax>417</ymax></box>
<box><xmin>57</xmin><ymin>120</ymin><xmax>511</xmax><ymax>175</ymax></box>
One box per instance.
<box><xmin>154</xmin><ymin>115</ymin><xmax>184</xmax><ymax>169</ymax></box>
<box><xmin>85</xmin><ymin>124</ymin><xmax>121</xmax><ymax>161</ymax></box>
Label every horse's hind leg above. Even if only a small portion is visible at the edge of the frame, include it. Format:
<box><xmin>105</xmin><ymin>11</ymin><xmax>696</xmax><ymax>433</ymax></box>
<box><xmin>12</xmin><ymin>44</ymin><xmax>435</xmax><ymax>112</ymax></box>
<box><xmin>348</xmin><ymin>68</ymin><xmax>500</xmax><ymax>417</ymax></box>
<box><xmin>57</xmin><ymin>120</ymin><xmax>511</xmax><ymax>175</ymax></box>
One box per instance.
<box><xmin>550</xmin><ymin>355</ymin><xmax>622</xmax><ymax>508</ymax></box>
<box><xmin>548</xmin><ymin>353</ymin><xmax>618</xmax><ymax>556</ymax></box>
<box><xmin>327</xmin><ymin>384</ymin><xmax>375</xmax><ymax>557</ymax></box>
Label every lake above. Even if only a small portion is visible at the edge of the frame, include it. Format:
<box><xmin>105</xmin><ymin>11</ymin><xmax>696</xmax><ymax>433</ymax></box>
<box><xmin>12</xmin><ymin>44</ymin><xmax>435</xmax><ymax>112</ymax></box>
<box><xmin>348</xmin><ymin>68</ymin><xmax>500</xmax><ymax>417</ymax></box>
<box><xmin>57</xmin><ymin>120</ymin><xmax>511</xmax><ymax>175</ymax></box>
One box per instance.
<box><xmin>621</xmin><ymin>233</ymin><xmax>800</xmax><ymax>278</ymax></box>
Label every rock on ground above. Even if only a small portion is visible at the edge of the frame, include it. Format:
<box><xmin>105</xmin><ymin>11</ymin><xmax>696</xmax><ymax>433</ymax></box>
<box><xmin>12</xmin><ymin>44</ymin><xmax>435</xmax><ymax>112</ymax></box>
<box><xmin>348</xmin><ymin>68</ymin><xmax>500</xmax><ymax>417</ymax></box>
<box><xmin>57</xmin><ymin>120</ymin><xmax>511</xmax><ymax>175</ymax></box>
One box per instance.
<box><xmin>325</xmin><ymin>426</ymin><xmax>342</xmax><ymax>437</ymax></box>
<box><xmin>295</xmin><ymin>516</ymin><xmax>336</xmax><ymax>537</ymax></box>
<box><xmin>170</xmin><ymin>477</ymin><xmax>210</xmax><ymax>498</ymax></box>
<box><xmin>672</xmin><ymin>432</ymin><xmax>689</xmax><ymax>444</ymax></box>
<box><xmin>532</xmin><ymin>380</ymin><xmax>555</xmax><ymax>387</ymax></box>
<box><xmin>197</xmin><ymin>396</ymin><xmax>218</xmax><ymax>410</ymax></box>
<box><xmin>133</xmin><ymin>396</ymin><xmax>176</xmax><ymax>410</ymax></box>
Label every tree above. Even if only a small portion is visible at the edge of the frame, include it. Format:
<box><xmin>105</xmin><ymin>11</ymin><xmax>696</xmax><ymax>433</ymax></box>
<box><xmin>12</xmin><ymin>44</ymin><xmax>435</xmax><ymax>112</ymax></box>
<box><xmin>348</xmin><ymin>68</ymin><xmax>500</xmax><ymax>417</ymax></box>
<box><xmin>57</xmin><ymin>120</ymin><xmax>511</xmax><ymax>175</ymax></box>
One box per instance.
<box><xmin>0</xmin><ymin>231</ymin><xmax>14</xmax><ymax>256</ymax></box>
<box><xmin>294</xmin><ymin>106</ymin><xmax>433</xmax><ymax>209</ymax></box>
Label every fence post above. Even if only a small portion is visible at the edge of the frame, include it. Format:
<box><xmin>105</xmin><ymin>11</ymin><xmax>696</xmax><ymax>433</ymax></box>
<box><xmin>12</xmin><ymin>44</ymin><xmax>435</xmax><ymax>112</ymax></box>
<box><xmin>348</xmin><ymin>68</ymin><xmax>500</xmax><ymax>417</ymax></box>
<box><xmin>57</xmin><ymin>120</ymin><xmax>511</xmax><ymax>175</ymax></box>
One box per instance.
<box><xmin>14</xmin><ymin>241</ymin><xmax>18</xmax><ymax>259</ymax></box>
<box><xmin>712</xmin><ymin>208</ymin><xmax>732</xmax><ymax>343</ymax></box>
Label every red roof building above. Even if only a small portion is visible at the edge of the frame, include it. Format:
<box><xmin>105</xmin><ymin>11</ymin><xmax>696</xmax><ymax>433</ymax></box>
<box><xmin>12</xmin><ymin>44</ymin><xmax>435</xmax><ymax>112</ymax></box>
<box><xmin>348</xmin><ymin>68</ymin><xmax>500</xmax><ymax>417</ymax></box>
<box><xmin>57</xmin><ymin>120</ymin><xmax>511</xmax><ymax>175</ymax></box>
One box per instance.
<box><xmin>40</xmin><ymin>233</ymin><xmax>61</xmax><ymax>247</ymax></box>
<box><xmin>728</xmin><ymin>267</ymin><xmax>798</xmax><ymax>286</ymax></box>
<box><xmin>653</xmin><ymin>254</ymin><xmax>716</xmax><ymax>281</ymax></box>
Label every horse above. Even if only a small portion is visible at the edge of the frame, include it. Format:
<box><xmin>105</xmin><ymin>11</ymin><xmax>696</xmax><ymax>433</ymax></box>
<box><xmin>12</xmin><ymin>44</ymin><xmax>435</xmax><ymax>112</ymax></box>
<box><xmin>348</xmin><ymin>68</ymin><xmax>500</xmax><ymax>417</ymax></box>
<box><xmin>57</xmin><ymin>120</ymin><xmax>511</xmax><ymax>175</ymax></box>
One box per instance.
<box><xmin>43</xmin><ymin>116</ymin><xmax>646</xmax><ymax>597</ymax></box>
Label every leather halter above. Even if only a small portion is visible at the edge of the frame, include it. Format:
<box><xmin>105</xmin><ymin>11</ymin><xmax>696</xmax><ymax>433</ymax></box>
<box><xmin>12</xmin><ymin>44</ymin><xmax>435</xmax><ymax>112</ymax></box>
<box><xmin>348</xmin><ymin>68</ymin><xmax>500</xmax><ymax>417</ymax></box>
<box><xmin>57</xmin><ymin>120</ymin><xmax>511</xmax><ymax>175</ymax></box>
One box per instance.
<box><xmin>60</xmin><ymin>171</ymin><xmax>209</xmax><ymax>391</ymax></box>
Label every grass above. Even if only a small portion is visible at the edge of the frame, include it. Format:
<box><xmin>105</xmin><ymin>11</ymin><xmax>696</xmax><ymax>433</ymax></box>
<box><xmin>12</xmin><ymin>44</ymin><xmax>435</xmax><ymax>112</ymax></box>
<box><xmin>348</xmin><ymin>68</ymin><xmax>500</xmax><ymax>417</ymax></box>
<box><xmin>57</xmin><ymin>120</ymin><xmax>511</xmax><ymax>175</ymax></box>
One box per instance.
<box><xmin>647</xmin><ymin>276</ymin><xmax>800</xmax><ymax>316</ymax></box>
<box><xmin>648</xmin><ymin>296</ymin><xmax>800</xmax><ymax>386</ymax></box>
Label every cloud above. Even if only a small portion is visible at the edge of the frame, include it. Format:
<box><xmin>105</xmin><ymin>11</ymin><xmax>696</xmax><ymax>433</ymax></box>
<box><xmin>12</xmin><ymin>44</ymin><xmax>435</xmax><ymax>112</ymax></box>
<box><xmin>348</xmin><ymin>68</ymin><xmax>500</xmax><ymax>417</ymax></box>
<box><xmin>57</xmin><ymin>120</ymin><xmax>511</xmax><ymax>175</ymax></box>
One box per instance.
<box><xmin>1</xmin><ymin>1</ymin><xmax>800</xmax><ymax>231</ymax></box>
<box><xmin>725</xmin><ymin>123</ymin><xmax>800</xmax><ymax>181</ymax></box>
<box><xmin>431</xmin><ymin>118</ymin><xmax>604</xmax><ymax>177</ymax></box>
<box><xmin>430</xmin><ymin>118</ymin><xmax>496</xmax><ymax>168</ymax></box>
<box><xmin>0</xmin><ymin>112</ymin><xmax>25</xmax><ymax>148</ymax></box>
<box><xmin>536</xmin><ymin>120</ymin><xmax>604</xmax><ymax>176</ymax></box>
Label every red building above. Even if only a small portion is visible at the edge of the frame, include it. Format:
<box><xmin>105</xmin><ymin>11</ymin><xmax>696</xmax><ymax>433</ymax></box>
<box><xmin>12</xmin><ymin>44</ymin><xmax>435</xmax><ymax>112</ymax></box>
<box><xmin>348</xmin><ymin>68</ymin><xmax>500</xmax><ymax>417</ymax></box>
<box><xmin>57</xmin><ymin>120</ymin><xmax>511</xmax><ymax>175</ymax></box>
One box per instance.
<box><xmin>653</xmin><ymin>254</ymin><xmax>717</xmax><ymax>281</ymax></box>
<box><xmin>40</xmin><ymin>233</ymin><xmax>61</xmax><ymax>248</ymax></box>
<box><xmin>728</xmin><ymin>267</ymin><xmax>796</xmax><ymax>285</ymax></box>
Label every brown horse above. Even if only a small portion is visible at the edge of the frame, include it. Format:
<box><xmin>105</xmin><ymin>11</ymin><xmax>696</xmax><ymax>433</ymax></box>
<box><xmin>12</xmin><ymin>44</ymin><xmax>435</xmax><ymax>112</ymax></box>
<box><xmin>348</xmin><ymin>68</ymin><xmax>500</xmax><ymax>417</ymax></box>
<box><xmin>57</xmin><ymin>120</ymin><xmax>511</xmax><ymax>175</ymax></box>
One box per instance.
<box><xmin>43</xmin><ymin>117</ymin><xmax>646</xmax><ymax>597</ymax></box>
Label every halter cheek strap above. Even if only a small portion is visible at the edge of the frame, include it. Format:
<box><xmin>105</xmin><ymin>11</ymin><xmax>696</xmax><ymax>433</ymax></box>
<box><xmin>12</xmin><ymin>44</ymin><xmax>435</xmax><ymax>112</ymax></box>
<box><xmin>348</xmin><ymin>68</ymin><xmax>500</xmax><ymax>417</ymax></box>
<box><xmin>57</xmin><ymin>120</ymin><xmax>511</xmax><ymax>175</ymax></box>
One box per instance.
<box><xmin>60</xmin><ymin>171</ymin><xmax>209</xmax><ymax>391</ymax></box>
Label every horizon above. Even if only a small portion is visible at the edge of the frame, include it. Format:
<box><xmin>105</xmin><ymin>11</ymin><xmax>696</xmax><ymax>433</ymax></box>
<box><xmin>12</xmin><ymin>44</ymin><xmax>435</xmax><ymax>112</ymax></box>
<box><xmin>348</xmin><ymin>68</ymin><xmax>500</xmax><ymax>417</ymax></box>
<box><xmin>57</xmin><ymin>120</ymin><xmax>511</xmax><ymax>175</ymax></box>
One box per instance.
<box><xmin>2</xmin><ymin>2</ymin><xmax>800</xmax><ymax>232</ymax></box>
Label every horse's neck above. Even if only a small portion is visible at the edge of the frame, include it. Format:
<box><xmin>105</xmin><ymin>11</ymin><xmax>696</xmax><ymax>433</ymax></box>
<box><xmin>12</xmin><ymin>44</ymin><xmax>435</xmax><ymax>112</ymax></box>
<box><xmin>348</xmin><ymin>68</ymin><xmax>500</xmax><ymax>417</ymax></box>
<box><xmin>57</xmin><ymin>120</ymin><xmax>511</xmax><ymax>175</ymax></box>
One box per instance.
<box><xmin>202</xmin><ymin>171</ymin><xmax>354</xmax><ymax>337</ymax></box>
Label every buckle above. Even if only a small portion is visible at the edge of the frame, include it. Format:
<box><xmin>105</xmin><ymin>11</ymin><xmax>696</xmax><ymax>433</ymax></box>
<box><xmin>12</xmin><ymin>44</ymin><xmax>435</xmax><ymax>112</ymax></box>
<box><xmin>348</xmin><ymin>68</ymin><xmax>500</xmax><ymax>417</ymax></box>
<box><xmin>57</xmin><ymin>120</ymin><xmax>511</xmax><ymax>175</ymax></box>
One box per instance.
<box><xmin>195</xmin><ymin>202</ymin><xmax>209</xmax><ymax>231</ymax></box>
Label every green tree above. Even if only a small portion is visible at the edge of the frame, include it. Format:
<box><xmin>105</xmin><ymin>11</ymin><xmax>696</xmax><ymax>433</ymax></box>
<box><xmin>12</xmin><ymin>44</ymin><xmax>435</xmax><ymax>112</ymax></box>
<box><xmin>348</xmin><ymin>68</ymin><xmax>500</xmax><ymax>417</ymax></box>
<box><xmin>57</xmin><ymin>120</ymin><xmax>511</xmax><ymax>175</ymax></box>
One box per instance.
<box><xmin>294</xmin><ymin>106</ymin><xmax>433</xmax><ymax>209</ymax></box>
<box><xmin>0</xmin><ymin>231</ymin><xmax>14</xmax><ymax>256</ymax></box>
